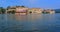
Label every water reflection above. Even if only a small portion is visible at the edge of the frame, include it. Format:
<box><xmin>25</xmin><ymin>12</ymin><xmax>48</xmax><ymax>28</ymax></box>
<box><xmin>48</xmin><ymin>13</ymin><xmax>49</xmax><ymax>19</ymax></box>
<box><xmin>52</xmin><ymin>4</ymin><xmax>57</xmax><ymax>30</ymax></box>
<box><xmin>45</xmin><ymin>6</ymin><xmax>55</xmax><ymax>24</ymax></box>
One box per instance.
<box><xmin>0</xmin><ymin>14</ymin><xmax>59</xmax><ymax>32</ymax></box>
<box><xmin>15</xmin><ymin>14</ymin><xmax>28</xmax><ymax>21</ymax></box>
<box><xmin>15</xmin><ymin>14</ymin><xmax>43</xmax><ymax>21</ymax></box>
<box><xmin>13</xmin><ymin>14</ymin><xmax>56</xmax><ymax>32</ymax></box>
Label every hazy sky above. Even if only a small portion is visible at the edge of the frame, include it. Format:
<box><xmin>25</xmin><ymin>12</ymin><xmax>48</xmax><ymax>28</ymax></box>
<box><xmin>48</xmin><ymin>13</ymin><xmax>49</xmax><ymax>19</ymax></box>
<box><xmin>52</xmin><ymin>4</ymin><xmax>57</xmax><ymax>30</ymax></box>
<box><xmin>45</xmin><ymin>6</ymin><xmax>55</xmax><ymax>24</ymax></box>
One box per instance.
<box><xmin>0</xmin><ymin>0</ymin><xmax>60</xmax><ymax>9</ymax></box>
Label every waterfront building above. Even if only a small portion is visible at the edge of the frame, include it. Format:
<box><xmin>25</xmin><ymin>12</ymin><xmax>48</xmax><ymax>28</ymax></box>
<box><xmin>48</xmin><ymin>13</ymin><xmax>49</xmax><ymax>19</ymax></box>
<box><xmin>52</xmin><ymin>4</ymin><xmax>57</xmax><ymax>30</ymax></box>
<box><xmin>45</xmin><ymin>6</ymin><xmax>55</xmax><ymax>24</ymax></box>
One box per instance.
<box><xmin>6</xmin><ymin>6</ymin><xmax>28</xmax><ymax>14</ymax></box>
<box><xmin>28</xmin><ymin>8</ymin><xmax>43</xmax><ymax>14</ymax></box>
<box><xmin>6</xmin><ymin>6</ymin><xmax>55</xmax><ymax>14</ymax></box>
<box><xmin>6</xmin><ymin>6</ymin><xmax>16</xmax><ymax>13</ymax></box>
<box><xmin>49</xmin><ymin>9</ymin><xmax>55</xmax><ymax>14</ymax></box>
<box><xmin>15</xmin><ymin>6</ymin><xmax>28</xmax><ymax>15</ymax></box>
<box><xmin>43</xmin><ymin>9</ymin><xmax>55</xmax><ymax>14</ymax></box>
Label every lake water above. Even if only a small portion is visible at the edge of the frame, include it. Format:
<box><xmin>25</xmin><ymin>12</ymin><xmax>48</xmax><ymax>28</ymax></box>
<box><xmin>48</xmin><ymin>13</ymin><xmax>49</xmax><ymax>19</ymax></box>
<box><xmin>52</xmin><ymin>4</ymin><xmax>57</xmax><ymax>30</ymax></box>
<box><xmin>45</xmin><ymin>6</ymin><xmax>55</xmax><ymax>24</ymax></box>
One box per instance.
<box><xmin>0</xmin><ymin>13</ymin><xmax>60</xmax><ymax>32</ymax></box>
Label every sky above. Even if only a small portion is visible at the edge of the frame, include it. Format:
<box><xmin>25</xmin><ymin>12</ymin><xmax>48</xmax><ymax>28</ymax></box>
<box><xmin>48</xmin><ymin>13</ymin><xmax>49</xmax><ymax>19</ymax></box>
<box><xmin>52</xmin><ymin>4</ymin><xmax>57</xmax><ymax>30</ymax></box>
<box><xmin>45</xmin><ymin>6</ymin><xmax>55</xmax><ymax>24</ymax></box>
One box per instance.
<box><xmin>0</xmin><ymin>0</ymin><xmax>60</xmax><ymax>9</ymax></box>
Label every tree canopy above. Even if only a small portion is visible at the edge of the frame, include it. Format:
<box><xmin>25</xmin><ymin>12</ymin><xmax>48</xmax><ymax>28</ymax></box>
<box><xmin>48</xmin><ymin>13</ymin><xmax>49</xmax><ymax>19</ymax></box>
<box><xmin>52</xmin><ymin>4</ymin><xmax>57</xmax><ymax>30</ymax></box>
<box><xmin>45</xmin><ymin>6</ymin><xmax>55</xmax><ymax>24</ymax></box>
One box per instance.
<box><xmin>0</xmin><ymin>7</ymin><xmax>6</xmax><ymax>14</ymax></box>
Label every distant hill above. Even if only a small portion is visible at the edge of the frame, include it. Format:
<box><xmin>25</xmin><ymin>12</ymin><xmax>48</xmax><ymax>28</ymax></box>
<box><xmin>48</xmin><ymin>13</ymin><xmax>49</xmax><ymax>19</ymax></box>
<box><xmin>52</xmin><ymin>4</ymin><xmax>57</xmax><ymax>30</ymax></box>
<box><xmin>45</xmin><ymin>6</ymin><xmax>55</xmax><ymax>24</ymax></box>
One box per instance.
<box><xmin>54</xmin><ymin>9</ymin><xmax>60</xmax><ymax>13</ymax></box>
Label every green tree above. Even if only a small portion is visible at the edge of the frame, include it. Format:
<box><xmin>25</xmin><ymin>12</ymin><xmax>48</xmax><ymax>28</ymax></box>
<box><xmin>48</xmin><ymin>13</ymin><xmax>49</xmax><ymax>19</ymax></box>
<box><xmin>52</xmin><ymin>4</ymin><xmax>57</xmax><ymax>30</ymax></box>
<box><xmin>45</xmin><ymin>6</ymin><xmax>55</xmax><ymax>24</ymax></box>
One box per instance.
<box><xmin>0</xmin><ymin>7</ymin><xmax>6</xmax><ymax>14</ymax></box>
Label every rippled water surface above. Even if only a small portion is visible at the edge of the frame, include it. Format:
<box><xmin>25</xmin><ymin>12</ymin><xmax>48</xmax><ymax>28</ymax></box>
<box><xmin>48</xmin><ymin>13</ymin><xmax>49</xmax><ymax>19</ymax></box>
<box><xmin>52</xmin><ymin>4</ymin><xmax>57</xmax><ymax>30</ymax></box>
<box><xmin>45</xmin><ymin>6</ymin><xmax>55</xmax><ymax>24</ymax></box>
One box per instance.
<box><xmin>0</xmin><ymin>13</ymin><xmax>60</xmax><ymax>32</ymax></box>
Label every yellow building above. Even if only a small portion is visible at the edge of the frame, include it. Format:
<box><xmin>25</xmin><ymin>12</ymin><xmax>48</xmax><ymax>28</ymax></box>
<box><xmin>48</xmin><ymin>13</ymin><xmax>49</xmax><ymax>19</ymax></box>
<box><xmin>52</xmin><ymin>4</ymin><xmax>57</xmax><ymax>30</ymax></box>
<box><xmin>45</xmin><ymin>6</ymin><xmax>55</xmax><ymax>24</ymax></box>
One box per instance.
<box><xmin>28</xmin><ymin>8</ymin><xmax>43</xmax><ymax>14</ymax></box>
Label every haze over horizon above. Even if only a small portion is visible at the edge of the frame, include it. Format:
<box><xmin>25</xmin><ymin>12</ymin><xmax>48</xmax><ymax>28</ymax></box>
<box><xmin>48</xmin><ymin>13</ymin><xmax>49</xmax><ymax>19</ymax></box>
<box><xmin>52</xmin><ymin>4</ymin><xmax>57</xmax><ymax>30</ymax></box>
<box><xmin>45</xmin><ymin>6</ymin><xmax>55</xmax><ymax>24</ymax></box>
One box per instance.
<box><xmin>0</xmin><ymin>0</ymin><xmax>60</xmax><ymax>9</ymax></box>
